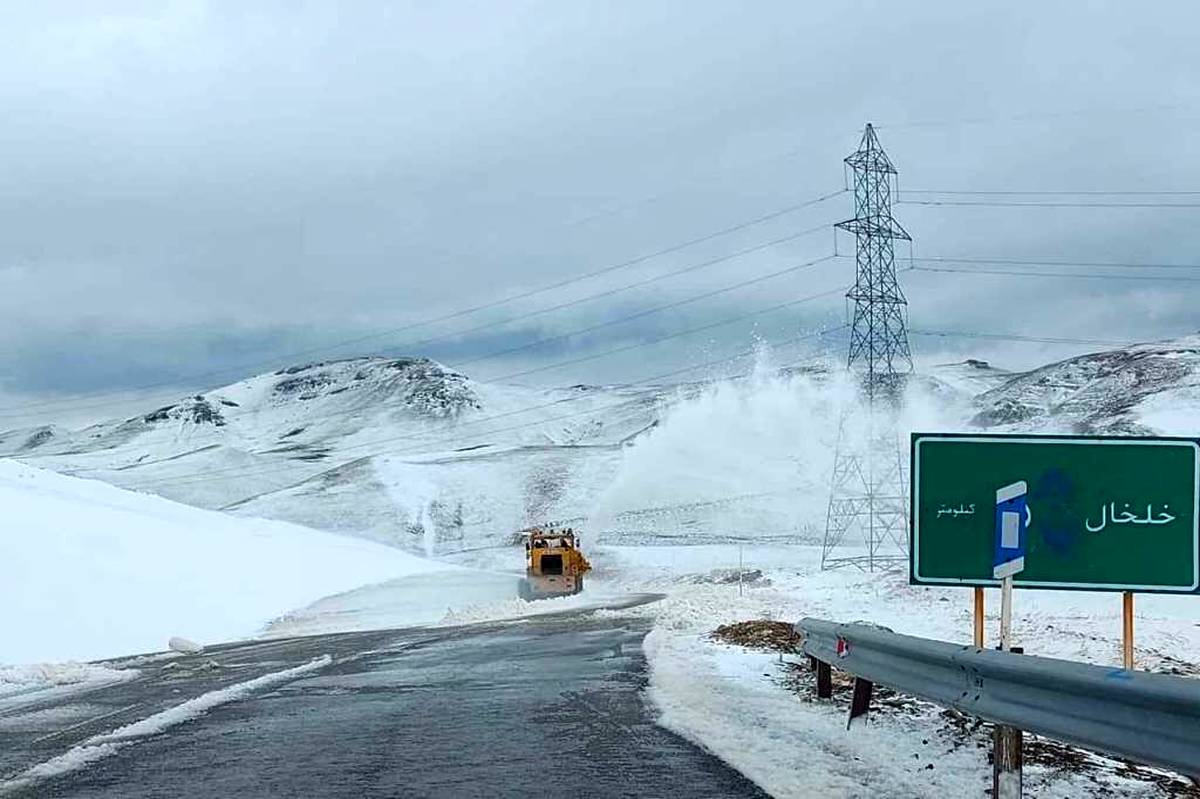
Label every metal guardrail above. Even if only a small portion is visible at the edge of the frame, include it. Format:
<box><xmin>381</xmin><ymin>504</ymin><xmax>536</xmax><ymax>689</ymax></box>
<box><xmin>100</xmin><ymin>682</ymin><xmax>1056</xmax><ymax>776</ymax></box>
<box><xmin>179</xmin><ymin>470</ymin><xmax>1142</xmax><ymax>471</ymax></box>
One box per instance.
<box><xmin>796</xmin><ymin>618</ymin><xmax>1200</xmax><ymax>776</ymax></box>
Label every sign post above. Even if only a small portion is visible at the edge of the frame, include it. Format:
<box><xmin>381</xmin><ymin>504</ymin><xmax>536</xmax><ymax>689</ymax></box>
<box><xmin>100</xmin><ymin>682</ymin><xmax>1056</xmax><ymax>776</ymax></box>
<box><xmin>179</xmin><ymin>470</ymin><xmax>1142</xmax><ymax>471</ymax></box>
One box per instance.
<box><xmin>993</xmin><ymin>480</ymin><xmax>1028</xmax><ymax>646</ymax></box>
<box><xmin>973</xmin><ymin>587</ymin><xmax>984</xmax><ymax>648</ymax></box>
<box><xmin>992</xmin><ymin>480</ymin><xmax>1028</xmax><ymax>799</ymax></box>
<box><xmin>1122</xmin><ymin>591</ymin><xmax>1134</xmax><ymax>670</ymax></box>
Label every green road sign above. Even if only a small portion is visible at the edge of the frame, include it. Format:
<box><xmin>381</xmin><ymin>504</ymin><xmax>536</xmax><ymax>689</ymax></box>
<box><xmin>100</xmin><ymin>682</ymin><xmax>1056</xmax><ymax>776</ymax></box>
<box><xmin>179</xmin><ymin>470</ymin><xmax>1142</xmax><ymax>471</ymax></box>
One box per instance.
<box><xmin>911</xmin><ymin>433</ymin><xmax>1200</xmax><ymax>593</ymax></box>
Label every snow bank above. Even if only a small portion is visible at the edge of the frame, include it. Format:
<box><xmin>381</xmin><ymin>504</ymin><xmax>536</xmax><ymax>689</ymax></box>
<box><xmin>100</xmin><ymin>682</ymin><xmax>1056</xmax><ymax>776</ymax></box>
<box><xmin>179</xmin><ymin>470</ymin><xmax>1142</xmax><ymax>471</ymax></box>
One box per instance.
<box><xmin>646</xmin><ymin>631</ymin><xmax>984</xmax><ymax>798</ymax></box>
<box><xmin>0</xmin><ymin>460</ymin><xmax>451</xmax><ymax>664</ymax></box>
<box><xmin>645</xmin><ymin>632</ymin><xmax>1159</xmax><ymax>799</ymax></box>
<box><xmin>610</xmin><ymin>543</ymin><xmax>1199</xmax><ymax>797</ymax></box>
<box><xmin>0</xmin><ymin>661</ymin><xmax>136</xmax><ymax>702</ymax></box>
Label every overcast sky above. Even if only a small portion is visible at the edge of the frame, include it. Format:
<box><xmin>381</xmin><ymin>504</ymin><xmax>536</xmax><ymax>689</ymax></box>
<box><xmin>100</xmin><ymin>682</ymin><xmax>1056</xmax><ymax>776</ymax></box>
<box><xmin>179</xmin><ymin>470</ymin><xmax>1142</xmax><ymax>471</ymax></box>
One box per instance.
<box><xmin>3</xmin><ymin>1</ymin><xmax>1200</xmax><ymax>426</ymax></box>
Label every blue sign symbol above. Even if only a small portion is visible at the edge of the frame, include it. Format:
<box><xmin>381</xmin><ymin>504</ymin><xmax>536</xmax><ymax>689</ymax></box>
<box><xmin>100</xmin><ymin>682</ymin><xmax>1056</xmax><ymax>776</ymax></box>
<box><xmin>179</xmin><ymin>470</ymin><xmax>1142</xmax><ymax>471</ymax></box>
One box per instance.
<box><xmin>994</xmin><ymin>481</ymin><xmax>1029</xmax><ymax>579</ymax></box>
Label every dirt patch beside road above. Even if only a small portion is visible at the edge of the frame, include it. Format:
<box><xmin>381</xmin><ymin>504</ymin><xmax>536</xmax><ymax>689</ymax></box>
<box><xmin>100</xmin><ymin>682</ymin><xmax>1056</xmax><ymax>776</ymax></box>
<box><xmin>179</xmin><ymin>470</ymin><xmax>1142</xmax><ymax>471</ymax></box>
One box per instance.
<box><xmin>710</xmin><ymin>620</ymin><xmax>801</xmax><ymax>653</ymax></box>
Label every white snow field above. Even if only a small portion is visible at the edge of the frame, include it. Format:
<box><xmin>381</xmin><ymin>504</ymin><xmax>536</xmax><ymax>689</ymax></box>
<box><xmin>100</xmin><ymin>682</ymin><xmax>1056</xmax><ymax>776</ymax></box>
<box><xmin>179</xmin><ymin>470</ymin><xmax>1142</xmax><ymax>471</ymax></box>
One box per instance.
<box><xmin>0</xmin><ymin>460</ymin><xmax>454</xmax><ymax>666</ymax></box>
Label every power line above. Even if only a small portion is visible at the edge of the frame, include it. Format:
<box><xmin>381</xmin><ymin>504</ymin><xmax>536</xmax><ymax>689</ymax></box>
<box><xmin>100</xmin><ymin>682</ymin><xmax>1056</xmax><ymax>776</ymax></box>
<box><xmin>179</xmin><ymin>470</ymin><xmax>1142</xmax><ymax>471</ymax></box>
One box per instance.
<box><xmin>401</xmin><ymin>223</ymin><xmax>832</xmax><ymax>357</ymax></box>
<box><xmin>873</xmin><ymin>103</ymin><xmax>1192</xmax><ymax>132</ymax></box>
<box><xmin>43</xmin><ymin>282</ymin><xmax>847</xmax><ymax>477</ymax></box>
<box><xmin>911</xmin><ymin>256</ymin><xmax>1200</xmax><ymax>271</ymax></box>
<box><xmin>220</xmin><ymin>252</ymin><xmax>838</xmax><ymax>429</ymax></box>
<box><xmin>420</xmin><ymin>188</ymin><xmax>841</xmax><ymax>322</ymax></box>
<box><xmin>563</xmin><ymin>140</ymin><xmax>835</xmax><ymax>228</ymax></box>
<box><xmin>910</xmin><ymin>329</ymin><xmax>1133</xmax><ymax>347</ymax></box>
<box><xmin>62</xmin><ymin>319</ymin><xmax>1117</xmax><ymax>489</ymax></box>
<box><xmin>6</xmin><ymin>223</ymin><xmax>830</xmax><ymax>426</ymax></box>
<box><xmin>154</xmin><ymin>348</ymin><xmax>833</xmax><ymax>491</ymax></box>
<box><xmin>125</xmin><ymin>323</ymin><xmax>847</xmax><ymax>490</ymax></box>
<box><xmin>0</xmin><ymin>190</ymin><xmax>844</xmax><ymax>421</ymax></box>
<box><xmin>69</xmin><ymin>242</ymin><xmax>839</xmax><ymax>442</ymax></box>
<box><xmin>478</xmin><ymin>277</ymin><xmax>843</xmax><ymax>384</ymax></box>
<box><xmin>452</xmin><ymin>253</ymin><xmax>836</xmax><ymax>372</ymax></box>
<box><xmin>899</xmin><ymin>199</ymin><xmax>1200</xmax><ymax>209</ymax></box>
<box><xmin>8</xmin><ymin>251</ymin><xmax>838</xmax><ymax>441</ymax></box>
<box><xmin>909</xmin><ymin>265</ymin><xmax>1200</xmax><ymax>282</ymax></box>
<box><xmin>903</xmin><ymin>189</ymin><xmax>1200</xmax><ymax>197</ymax></box>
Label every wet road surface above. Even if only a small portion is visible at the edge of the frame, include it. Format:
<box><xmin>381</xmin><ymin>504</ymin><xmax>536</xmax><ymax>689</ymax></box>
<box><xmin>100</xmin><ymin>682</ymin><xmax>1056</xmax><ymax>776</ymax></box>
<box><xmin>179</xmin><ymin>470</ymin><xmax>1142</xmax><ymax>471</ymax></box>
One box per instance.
<box><xmin>0</xmin><ymin>607</ymin><xmax>768</xmax><ymax>798</ymax></box>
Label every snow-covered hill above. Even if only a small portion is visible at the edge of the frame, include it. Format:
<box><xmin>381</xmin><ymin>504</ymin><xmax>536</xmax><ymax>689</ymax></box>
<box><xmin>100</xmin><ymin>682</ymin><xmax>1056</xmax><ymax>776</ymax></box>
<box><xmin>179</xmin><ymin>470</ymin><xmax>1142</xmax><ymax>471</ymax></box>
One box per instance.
<box><xmin>970</xmin><ymin>335</ymin><xmax>1200</xmax><ymax>435</ymax></box>
<box><xmin>0</xmin><ymin>460</ymin><xmax>451</xmax><ymax>663</ymax></box>
<box><xmin>2</xmin><ymin>357</ymin><xmax>670</xmax><ymax>548</ymax></box>
<box><xmin>9</xmin><ymin>336</ymin><xmax>1200</xmax><ymax>559</ymax></box>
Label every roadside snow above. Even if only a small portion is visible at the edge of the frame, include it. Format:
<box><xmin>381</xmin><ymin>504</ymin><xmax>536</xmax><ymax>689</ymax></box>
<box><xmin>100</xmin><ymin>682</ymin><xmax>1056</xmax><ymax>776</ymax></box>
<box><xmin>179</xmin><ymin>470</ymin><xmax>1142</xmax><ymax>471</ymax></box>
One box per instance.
<box><xmin>595</xmin><ymin>544</ymin><xmax>1200</xmax><ymax>664</ymax></box>
<box><xmin>646</xmin><ymin>630</ymin><xmax>984</xmax><ymax>797</ymax></box>
<box><xmin>645</xmin><ymin>631</ymin><xmax>1164</xmax><ymax>799</ymax></box>
<box><xmin>0</xmin><ymin>662</ymin><xmax>137</xmax><ymax>708</ymax></box>
<box><xmin>586</xmin><ymin>543</ymin><xmax>1200</xmax><ymax>798</ymax></box>
<box><xmin>0</xmin><ymin>460</ymin><xmax>452</xmax><ymax>664</ymax></box>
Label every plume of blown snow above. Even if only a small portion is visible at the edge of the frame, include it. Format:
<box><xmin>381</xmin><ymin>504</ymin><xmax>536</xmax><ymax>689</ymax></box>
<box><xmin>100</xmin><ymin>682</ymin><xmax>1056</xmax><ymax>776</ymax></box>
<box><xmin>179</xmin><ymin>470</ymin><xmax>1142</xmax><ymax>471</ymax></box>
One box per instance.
<box><xmin>586</xmin><ymin>350</ymin><xmax>964</xmax><ymax>543</ymax></box>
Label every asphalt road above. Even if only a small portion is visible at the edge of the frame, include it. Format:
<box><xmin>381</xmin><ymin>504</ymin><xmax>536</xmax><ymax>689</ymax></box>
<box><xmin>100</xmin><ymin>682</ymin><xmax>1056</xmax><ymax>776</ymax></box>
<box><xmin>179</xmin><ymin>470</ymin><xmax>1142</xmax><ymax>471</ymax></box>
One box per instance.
<box><xmin>0</xmin><ymin>605</ymin><xmax>769</xmax><ymax>798</ymax></box>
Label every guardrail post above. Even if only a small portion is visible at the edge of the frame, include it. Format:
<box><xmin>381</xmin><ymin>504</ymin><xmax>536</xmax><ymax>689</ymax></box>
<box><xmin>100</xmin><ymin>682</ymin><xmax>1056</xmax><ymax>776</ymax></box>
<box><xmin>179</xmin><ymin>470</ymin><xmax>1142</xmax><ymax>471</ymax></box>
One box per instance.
<box><xmin>847</xmin><ymin>677</ymin><xmax>873</xmax><ymax>727</ymax></box>
<box><xmin>993</xmin><ymin>643</ymin><xmax>1023</xmax><ymax>797</ymax></box>
<box><xmin>992</xmin><ymin>724</ymin><xmax>1022</xmax><ymax>798</ymax></box>
<box><xmin>814</xmin><ymin>658</ymin><xmax>832</xmax><ymax>699</ymax></box>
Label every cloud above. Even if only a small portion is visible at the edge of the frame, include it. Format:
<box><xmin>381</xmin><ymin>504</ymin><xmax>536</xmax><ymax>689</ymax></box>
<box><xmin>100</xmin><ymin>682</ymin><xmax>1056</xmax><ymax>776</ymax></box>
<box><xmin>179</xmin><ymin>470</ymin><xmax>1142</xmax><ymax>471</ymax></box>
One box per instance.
<box><xmin>2</xmin><ymin>1</ymin><xmax>1199</xmax><ymax>417</ymax></box>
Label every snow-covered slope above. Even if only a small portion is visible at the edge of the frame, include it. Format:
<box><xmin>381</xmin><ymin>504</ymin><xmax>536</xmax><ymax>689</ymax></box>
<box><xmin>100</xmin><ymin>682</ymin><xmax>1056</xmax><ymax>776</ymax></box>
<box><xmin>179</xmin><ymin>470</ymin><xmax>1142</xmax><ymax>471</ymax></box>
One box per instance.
<box><xmin>230</xmin><ymin>443</ymin><xmax>630</xmax><ymax>550</ymax></box>
<box><xmin>3</xmin><ymin>354</ymin><xmax>849</xmax><ymax>552</ymax></box>
<box><xmin>11</xmin><ymin>337</ymin><xmax>1200</xmax><ymax>561</ymax></box>
<box><xmin>2</xmin><ymin>357</ymin><xmax>668</xmax><ymax>548</ymax></box>
<box><xmin>926</xmin><ymin>358</ymin><xmax>1014</xmax><ymax>397</ymax></box>
<box><xmin>0</xmin><ymin>460</ymin><xmax>450</xmax><ymax>664</ymax></box>
<box><xmin>971</xmin><ymin>335</ymin><xmax>1200</xmax><ymax>435</ymax></box>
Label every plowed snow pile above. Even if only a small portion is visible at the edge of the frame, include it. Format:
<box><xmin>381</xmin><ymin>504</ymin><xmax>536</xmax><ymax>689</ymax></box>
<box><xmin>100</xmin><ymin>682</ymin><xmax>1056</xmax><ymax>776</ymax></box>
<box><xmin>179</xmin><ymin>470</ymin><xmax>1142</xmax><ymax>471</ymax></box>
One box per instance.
<box><xmin>0</xmin><ymin>460</ymin><xmax>450</xmax><ymax>665</ymax></box>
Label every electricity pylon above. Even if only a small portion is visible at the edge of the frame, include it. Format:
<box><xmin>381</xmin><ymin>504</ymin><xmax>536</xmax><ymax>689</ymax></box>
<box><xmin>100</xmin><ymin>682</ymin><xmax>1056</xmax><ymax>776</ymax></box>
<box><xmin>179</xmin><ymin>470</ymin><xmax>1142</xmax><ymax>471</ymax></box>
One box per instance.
<box><xmin>821</xmin><ymin>123</ymin><xmax>913</xmax><ymax>571</ymax></box>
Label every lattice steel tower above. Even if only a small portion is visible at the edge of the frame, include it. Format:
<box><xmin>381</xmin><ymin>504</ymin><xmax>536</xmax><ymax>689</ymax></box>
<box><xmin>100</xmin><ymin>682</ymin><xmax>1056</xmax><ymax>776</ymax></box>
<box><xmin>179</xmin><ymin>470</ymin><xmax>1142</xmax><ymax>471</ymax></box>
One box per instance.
<box><xmin>820</xmin><ymin>123</ymin><xmax>913</xmax><ymax>571</ymax></box>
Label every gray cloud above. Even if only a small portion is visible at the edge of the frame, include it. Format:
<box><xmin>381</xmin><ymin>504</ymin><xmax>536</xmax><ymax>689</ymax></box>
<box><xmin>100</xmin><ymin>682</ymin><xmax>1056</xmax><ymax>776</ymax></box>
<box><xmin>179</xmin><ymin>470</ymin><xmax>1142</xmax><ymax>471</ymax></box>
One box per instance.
<box><xmin>3</xmin><ymin>0</ymin><xmax>1200</xmax><ymax>421</ymax></box>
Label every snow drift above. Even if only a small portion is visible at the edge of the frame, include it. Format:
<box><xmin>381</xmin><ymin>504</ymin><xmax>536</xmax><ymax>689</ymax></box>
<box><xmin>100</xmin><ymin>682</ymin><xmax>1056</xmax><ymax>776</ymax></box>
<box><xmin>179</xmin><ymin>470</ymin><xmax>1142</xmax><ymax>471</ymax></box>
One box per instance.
<box><xmin>0</xmin><ymin>460</ymin><xmax>449</xmax><ymax>664</ymax></box>
<box><xmin>587</xmin><ymin>362</ymin><xmax>959</xmax><ymax>543</ymax></box>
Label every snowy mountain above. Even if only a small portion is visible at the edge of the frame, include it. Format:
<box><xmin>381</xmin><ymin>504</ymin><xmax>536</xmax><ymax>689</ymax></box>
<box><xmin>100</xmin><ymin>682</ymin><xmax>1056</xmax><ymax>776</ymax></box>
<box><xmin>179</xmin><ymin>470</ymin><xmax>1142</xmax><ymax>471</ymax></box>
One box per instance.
<box><xmin>970</xmin><ymin>335</ymin><xmax>1200</xmax><ymax>435</ymax></box>
<box><xmin>9</xmin><ymin>337</ymin><xmax>1200</xmax><ymax>559</ymax></box>
<box><xmin>2</xmin><ymin>356</ymin><xmax>672</xmax><ymax>550</ymax></box>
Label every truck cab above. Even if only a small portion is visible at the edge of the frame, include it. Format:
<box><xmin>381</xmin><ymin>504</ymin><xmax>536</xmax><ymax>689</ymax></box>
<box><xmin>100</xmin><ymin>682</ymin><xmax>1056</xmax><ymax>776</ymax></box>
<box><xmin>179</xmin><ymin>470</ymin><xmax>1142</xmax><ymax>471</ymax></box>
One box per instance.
<box><xmin>519</xmin><ymin>527</ymin><xmax>591</xmax><ymax>601</ymax></box>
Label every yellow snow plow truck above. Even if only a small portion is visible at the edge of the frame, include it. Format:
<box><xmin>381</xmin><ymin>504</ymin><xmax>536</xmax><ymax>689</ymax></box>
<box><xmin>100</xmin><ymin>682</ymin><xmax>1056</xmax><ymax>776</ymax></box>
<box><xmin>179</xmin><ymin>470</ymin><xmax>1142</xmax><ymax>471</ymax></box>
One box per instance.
<box><xmin>518</xmin><ymin>527</ymin><xmax>591</xmax><ymax>601</ymax></box>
